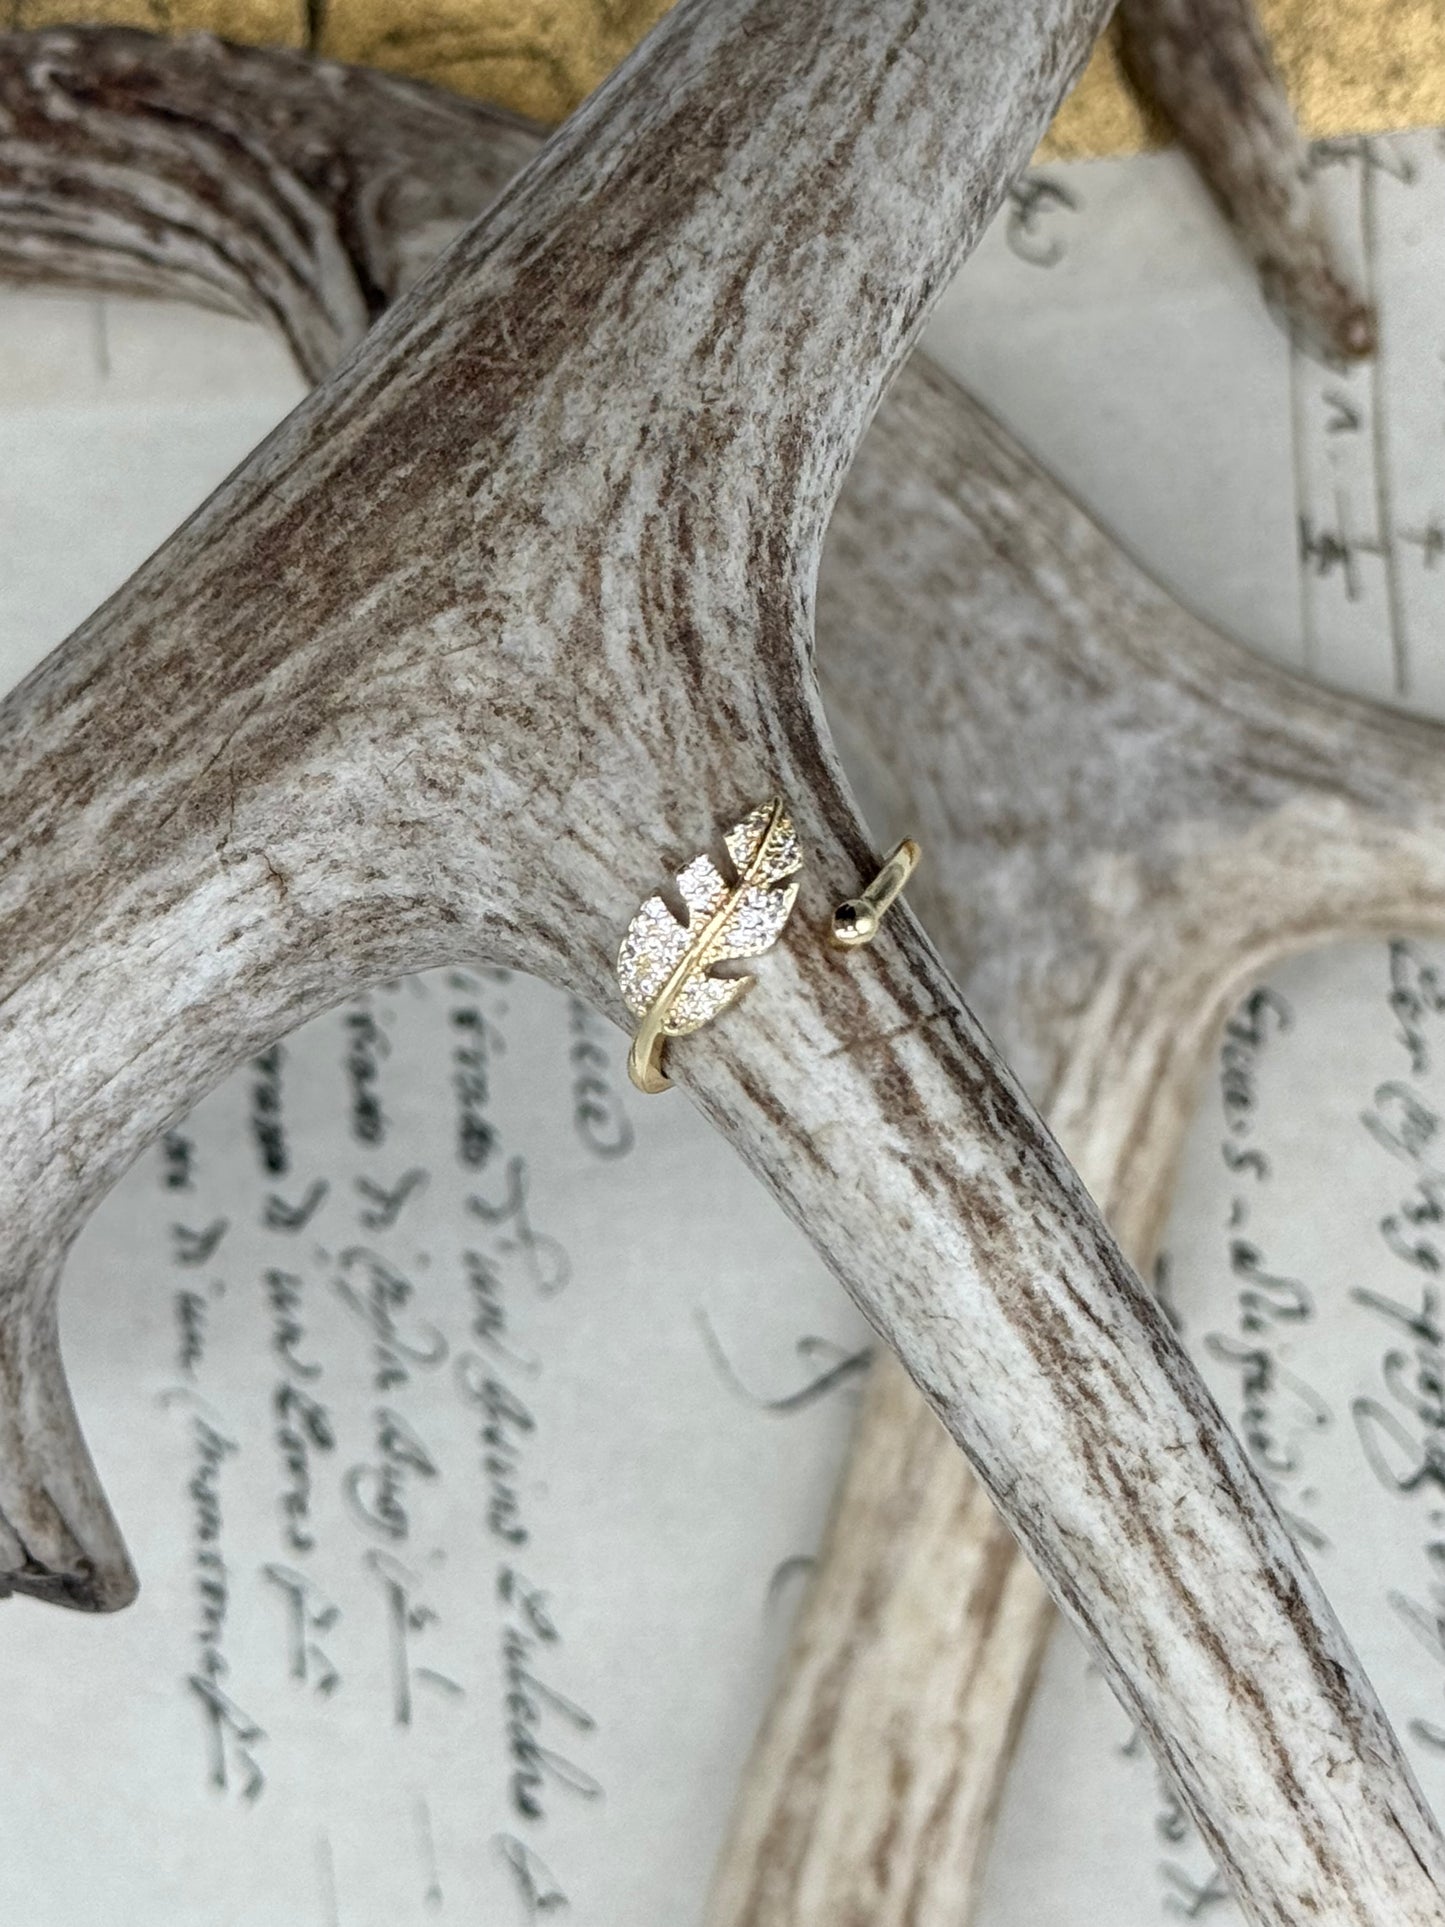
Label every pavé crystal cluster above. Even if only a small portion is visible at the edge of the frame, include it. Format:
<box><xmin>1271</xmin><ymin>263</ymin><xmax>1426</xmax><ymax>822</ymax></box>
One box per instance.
<box><xmin>617</xmin><ymin>798</ymin><xmax>802</xmax><ymax>1040</ymax></box>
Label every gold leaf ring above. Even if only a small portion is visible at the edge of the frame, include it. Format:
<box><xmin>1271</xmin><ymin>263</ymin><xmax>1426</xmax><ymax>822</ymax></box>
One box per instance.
<box><xmin>618</xmin><ymin>796</ymin><xmax>803</xmax><ymax>1094</ymax></box>
<box><xmin>617</xmin><ymin>797</ymin><xmax>921</xmax><ymax>1094</ymax></box>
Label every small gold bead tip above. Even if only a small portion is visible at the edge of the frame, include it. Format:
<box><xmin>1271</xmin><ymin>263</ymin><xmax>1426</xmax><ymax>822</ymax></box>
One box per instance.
<box><xmin>831</xmin><ymin>839</ymin><xmax>920</xmax><ymax>949</ymax></box>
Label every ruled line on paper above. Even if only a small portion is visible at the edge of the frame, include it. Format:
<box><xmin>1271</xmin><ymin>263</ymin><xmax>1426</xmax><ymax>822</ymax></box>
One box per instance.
<box><xmin>1360</xmin><ymin>139</ymin><xmax>1412</xmax><ymax>697</ymax></box>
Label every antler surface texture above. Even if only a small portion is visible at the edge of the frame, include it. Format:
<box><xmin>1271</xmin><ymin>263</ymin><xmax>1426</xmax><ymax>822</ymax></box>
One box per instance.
<box><xmin>3</xmin><ymin>16</ymin><xmax>1445</xmax><ymax>1927</ymax></box>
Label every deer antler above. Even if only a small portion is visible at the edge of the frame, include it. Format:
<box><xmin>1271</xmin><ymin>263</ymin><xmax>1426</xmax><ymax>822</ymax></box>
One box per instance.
<box><xmin>715</xmin><ymin>357</ymin><xmax>1445</xmax><ymax>1922</ymax></box>
<box><xmin>714</xmin><ymin>11</ymin><xmax>1387</xmax><ymax>1916</ymax></box>
<box><xmin>3</xmin><ymin>12</ymin><xmax>1444</xmax><ymax>1926</ymax></box>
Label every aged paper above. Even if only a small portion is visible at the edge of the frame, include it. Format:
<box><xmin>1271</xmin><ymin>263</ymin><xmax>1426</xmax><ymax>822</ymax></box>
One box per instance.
<box><xmin>940</xmin><ymin>128</ymin><xmax>1445</xmax><ymax>1926</ymax></box>
<box><xmin>0</xmin><ymin>968</ymin><xmax>871</xmax><ymax>1923</ymax></box>
<box><xmin>2</xmin><ymin>128</ymin><xmax>1445</xmax><ymax>1922</ymax></box>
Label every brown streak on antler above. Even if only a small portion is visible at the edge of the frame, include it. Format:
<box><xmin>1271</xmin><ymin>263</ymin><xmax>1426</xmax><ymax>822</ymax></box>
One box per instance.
<box><xmin>1116</xmin><ymin>0</ymin><xmax>1376</xmax><ymax>361</ymax></box>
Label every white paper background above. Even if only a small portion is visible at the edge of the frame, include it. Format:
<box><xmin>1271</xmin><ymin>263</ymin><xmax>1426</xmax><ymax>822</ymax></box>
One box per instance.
<box><xmin>2</xmin><ymin>127</ymin><xmax>1445</xmax><ymax>1925</ymax></box>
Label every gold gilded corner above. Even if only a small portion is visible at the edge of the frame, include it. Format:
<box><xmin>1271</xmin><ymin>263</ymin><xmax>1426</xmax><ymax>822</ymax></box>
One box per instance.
<box><xmin>13</xmin><ymin>0</ymin><xmax>305</xmax><ymax>45</ymax></box>
<box><xmin>10</xmin><ymin>0</ymin><xmax>1443</xmax><ymax>153</ymax></box>
<box><xmin>1044</xmin><ymin>0</ymin><xmax>1445</xmax><ymax>160</ymax></box>
<box><xmin>318</xmin><ymin>0</ymin><xmax>674</xmax><ymax>126</ymax></box>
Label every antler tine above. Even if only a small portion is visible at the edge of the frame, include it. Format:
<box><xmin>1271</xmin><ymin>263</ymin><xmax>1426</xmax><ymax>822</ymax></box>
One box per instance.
<box><xmin>713</xmin><ymin>355</ymin><xmax>1445</xmax><ymax>1924</ymax></box>
<box><xmin>0</xmin><ymin>26</ymin><xmax>540</xmax><ymax>382</ymax></box>
<box><xmin>1115</xmin><ymin>0</ymin><xmax>1376</xmax><ymax>364</ymax></box>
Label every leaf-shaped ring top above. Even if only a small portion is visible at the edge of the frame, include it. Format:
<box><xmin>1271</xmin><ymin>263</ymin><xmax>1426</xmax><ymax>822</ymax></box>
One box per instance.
<box><xmin>617</xmin><ymin>796</ymin><xmax>803</xmax><ymax>1093</ymax></box>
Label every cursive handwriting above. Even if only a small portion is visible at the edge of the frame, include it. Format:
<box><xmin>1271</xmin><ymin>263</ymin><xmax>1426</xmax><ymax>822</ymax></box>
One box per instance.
<box><xmin>568</xmin><ymin>998</ymin><xmax>635</xmax><ymax>1161</ymax></box>
<box><xmin>1204</xmin><ymin>985</ymin><xmax>1330</xmax><ymax>1550</ymax></box>
<box><xmin>498</xmin><ymin>1568</ymin><xmax>601</xmax><ymax>1823</ymax></box>
<box><xmin>364</xmin><ymin>1550</ymin><xmax>462</xmax><ymax>1728</ymax></box>
<box><xmin>469</xmin><ymin>1158</ymin><xmax>571</xmax><ymax>1300</ymax></box>
<box><xmin>263</xmin><ymin>1562</ymin><xmax>341</xmax><ymax>1698</ymax></box>
<box><xmin>251</xmin><ymin>1043</ymin><xmax>289</xmax><ymax>1176</ymax></box>
<box><xmin>1353</xmin><ymin>948</ymin><xmax>1445</xmax><ymax>1751</ymax></box>
<box><xmin>344</xmin><ymin>1005</ymin><xmax>389</xmax><ymax>1146</ymax></box>
<box><xmin>170</xmin><ymin>1396</ymin><xmax>266</xmax><ymax>1801</ymax></box>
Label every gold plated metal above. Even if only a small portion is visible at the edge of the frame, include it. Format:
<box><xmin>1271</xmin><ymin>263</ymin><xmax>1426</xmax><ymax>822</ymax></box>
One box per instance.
<box><xmin>617</xmin><ymin>796</ymin><xmax>802</xmax><ymax>1094</ymax></box>
<box><xmin>831</xmin><ymin>839</ymin><xmax>921</xmax><ymax>948</ymax></box>
<box><xmin>617</xmin><ymin>808</ymin><xmax>920</xmax><ymax>1092</ymax></box>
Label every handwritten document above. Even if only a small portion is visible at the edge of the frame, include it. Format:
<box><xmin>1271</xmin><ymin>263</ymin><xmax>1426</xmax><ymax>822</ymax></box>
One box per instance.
<box><xmin>0</xmin><ymin>964</ymin><xmax>872</xmax><ymax>1924</ymax></box>
<box><xmin>2</xmin><ymin>126</ymin><xmax>1445</xmax><ymax>1925</ymax></box>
